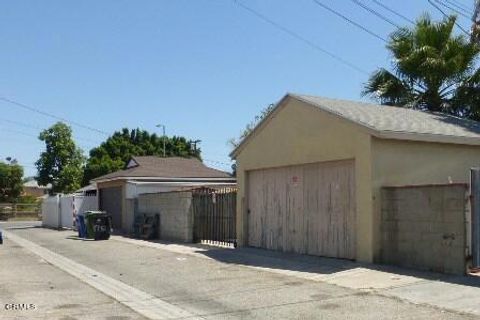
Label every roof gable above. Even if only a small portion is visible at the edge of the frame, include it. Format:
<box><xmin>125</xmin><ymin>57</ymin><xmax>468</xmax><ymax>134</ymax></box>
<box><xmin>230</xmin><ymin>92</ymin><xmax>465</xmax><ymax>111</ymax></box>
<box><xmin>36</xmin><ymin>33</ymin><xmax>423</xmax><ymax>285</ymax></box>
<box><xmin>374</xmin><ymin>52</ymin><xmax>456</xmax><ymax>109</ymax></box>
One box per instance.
<box><xmin>126</xmin><ymin>158</ymin><xmax>139</xmax><ymax>169</ymax></box>
<box><xmin>230</xmin><ymin>93</ymin><xmax>480</xmax><ymax>158</ymax></box>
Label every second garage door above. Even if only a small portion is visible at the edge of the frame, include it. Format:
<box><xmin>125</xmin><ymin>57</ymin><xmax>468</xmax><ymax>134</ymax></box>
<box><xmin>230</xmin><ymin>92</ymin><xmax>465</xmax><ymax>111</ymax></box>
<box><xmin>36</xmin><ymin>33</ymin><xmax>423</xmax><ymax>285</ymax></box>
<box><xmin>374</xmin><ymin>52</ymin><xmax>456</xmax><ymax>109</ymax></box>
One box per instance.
<box><xmin>99</xmin><ymin>186</ymin><xmax>123</xmax><ymax>230</ymax></box>
<box><xmin>247</xmin><ymin>160</ymin><xmax>356</xmax><ymax>259</ymax></box>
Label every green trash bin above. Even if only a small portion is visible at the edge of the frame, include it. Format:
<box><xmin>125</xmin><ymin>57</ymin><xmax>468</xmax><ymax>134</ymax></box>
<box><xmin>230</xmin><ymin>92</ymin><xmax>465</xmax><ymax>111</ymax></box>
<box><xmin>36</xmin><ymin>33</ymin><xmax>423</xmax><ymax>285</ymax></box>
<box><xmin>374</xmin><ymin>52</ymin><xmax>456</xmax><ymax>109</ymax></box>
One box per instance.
<box><xmin>84</xmin><ymin>211</ymin><xmax>95</xmax><ymax>239</ymax></box>
<box><xmin>84</xmin><ymin>211</ymin><xmax>112</xmax><ymax>240</ymax></box>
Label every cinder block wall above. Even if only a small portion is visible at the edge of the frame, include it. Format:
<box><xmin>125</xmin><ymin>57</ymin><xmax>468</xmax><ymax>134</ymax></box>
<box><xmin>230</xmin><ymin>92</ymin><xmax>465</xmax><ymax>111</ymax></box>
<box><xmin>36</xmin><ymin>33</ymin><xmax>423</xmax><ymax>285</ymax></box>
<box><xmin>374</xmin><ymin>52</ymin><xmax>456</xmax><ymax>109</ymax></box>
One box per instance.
<box><xmin>124</xmin><ymin>199</ymin><xmax>135</xmax><ymax>235</ymax></box>
<box><xmin>137</xmin><ymin>191</ymin><xmax>194</xmax><ymax>242</ymax></box>
<box><xmin>381</xmin><ymin>184</ymin><xmax>468</xmax><ymax>275</ymax></box>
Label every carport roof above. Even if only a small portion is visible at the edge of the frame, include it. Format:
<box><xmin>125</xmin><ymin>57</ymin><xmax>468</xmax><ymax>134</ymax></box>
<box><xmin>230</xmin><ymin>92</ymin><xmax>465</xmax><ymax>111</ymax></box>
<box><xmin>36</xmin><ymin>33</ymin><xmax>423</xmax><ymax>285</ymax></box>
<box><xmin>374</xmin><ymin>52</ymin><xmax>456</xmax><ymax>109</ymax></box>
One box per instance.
<box><xmin>230</xmin><ymin>93</ymin><xmax>480</xmax><ymax>158</ymax></box>
<box><xmin>92</xmin><ymin>156</ymin><xmax>234</xmax><ymax>183</ymax></box>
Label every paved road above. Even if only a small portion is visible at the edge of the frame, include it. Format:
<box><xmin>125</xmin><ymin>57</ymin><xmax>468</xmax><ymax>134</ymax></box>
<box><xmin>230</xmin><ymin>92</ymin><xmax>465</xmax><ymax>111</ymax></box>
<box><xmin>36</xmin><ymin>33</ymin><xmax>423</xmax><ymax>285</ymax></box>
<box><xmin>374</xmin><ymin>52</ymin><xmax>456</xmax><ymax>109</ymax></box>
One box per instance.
<box><xmin>0</xmin><ymin>225</ymin><xmax>145</xmax><ymax>320</ymax></box>
<box><xmin>1</xmin><ymin>222</ymin><xmax>478</xmax><ymax>320</ymax></box>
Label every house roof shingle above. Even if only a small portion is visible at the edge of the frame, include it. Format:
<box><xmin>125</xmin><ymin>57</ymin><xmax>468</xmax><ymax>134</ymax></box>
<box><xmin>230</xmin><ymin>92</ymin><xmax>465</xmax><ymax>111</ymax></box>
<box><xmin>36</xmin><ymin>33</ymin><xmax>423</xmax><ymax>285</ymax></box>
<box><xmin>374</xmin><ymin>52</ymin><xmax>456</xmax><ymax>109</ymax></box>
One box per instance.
<box><xmin>231</xmin><ymin>93</ymin><xmax>480</xmax><ymax>158</ymax></box>
<box><xmin>294</xmin><ymin>94</ymin><xmax>480</xmax><ymax>139</ymax></box>
<box><xmin>92</xmin><ymin>156</ymin><xmax>232</xmax><ymax>182</ymax></box>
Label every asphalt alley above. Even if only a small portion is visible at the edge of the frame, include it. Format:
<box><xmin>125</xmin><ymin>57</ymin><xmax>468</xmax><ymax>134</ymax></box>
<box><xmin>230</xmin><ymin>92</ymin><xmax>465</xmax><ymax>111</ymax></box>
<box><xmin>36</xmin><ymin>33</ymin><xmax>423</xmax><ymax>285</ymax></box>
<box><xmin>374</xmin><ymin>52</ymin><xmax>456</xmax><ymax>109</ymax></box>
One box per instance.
<box><xmin>1</xmin><ymin>224</ymin><xmax>478</xmax><ymax>320</ymax></box>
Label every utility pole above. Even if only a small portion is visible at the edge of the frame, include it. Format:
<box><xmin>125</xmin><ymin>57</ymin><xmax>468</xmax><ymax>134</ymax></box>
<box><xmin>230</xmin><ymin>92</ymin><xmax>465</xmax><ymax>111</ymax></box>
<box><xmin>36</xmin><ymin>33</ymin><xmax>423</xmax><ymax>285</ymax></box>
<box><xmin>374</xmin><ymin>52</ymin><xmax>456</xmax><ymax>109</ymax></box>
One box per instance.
<box><xmin>155</xmin><ymin>124</ymin><xmax>166</xmax><ymax>157</ymax></box>
<box><xmin>472</xmin><ymin>0</ymin><xmax>480</xmax><ymax>43</ymax></box>
<box><xmin>191</xmin><ymin>140</ymin><xmax>201</xmax><ymax>154</ymax></box>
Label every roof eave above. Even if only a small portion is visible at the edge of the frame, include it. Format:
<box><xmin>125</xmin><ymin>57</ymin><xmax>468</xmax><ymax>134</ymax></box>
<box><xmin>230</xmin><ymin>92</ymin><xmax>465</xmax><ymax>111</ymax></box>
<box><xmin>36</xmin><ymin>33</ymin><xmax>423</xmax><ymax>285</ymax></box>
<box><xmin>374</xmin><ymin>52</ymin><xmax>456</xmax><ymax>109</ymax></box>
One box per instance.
<box><xmin>376</xmin><ymin>131</ymin><xmax>480</xmax><ymax>146</ymax></box>
<box><xmin>93</xmin><ymin>176</ymin><xmax>237</xmax><ymax>184</ymax></box>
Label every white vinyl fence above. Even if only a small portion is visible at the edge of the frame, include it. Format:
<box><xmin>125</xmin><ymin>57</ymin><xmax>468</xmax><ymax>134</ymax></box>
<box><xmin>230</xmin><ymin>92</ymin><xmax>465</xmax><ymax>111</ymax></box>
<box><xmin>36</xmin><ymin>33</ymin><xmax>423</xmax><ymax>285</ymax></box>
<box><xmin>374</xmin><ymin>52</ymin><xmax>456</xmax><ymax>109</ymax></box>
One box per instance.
<box><xmin>42</xmin><ymin>194</ymin><xmax>98</xmax><ymax>229</ymax></box>
<box><xmin>41</xmin><ymin>195</ymin><xmax>60</xmax><ymax>228</ymax></box>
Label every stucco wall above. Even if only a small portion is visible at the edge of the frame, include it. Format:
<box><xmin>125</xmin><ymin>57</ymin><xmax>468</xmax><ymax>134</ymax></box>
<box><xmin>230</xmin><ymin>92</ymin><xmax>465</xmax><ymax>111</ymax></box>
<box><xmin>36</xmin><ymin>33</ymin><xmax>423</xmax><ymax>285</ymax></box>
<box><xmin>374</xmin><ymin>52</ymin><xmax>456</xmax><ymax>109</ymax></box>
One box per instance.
<box><xmin>137</xmin><ymin>192</ymin><xmax>194</xmax><ymax>242</ymax></box>
<box><xmin>234</xmin><ymin>97</ymin><xmax>374</xmax><ymax>262</ymax></box>
<box><xmin>381</xmin><ymin>184</ymin><xmax>468</xmax><ymax>275</ymax></box>
<box><xmin>372</xmin><ymin>138</ymin><xmax>480</xmax><ymax>260</ymax></box>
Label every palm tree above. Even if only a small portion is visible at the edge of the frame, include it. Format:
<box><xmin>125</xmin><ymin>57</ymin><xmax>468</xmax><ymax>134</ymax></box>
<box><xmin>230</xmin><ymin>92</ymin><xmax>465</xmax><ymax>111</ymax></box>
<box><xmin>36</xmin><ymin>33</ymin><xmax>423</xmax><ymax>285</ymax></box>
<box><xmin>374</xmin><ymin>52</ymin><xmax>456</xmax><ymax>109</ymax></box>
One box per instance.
<box><xmin>363</xmin><ymin>14</ymin><xmax>480</xmax><ymax>120</ymax></box>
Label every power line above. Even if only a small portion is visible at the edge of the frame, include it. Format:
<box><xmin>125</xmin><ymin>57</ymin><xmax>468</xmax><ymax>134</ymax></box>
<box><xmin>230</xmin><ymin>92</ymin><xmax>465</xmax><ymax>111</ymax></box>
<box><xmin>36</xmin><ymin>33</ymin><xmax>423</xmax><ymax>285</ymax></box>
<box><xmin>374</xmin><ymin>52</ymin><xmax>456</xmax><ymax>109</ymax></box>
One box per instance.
<box><xmin>15</xmin><ymin>162</ymin><xmax>37</xmax><ymax>169</ymax></box>
<box><xmin>204</xmin><ymin>159</ymin><xmax>233</xmax><ymax>167</ymax></box>
<box><xmin>427</xmin><ymin>0</ymin><xmax>470</xmax><ymax>35</ymax></box>
<box><xmin>0</xmin><ymin>117</ymin><xmax>102</xmax><ymax>144</ymax></box>
<box><xmin>448</xmin><ymin>0</ymin><xmax>471</xmax><ymax>11</ymax></box>
<box><xmin>0</xmin><ymin>127</ymin><xmax>42</xmax><ymax>140</ymax></box>
<box><xmin>312</xmin><ymin>0</ymin><xmax>388</xmax><ymax>42</ymax></box>
<box><xmin>0</xmin><ymin>127</ymin><xmax>95</xmax><ymax>150</ymax></box>
<box><xmin>203</xmin><ymin>159</ymin><xmax>233</xmax><ymax>172</ymax></box>
<box><xmin>371</xmin><ymin>0</ymin><xmax>415</xmax><ymax>25</ymax></box>
<box><xmin>434</xmin><ymin>0</ymin><xmax>471</xmax><ymax>20</ymax></box>
<box><xmin>349</xmin><ymin>0</ymin><xmax>401</xmax><ymax>28</ymax></box>
<box><xmin>0</xmin><ymin>117</ymin><xmax>42</xmax><ymax>130</ymax></box>
<box><xmin>434</xmin><ymin>0</ymin><xmax>471</xmax><ymax>18</ymax></box>
<box><xmin>232</xmin><ymin>0</ymin><xmax>369</xmax><ymax>75</ymax></box>
<box><xmin>443</xmin><ymin>0</ymin><xmax>471</xmax><ymax>14</ymax></box>
<box><xmin>0</xmin><ymin>96</ymin><xmax>109</xmax><ymax>136</ymax></box>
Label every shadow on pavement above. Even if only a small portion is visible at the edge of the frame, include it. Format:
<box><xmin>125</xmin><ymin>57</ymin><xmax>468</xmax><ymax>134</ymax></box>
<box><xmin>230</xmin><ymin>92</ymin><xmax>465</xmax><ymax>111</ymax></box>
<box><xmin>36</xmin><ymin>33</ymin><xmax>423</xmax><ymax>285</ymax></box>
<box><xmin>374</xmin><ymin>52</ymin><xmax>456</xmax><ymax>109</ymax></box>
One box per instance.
<box><xmin>65</xmin><ymin>235</ymin><xmax>96</xmax><ymax>241</ymax></box>
<box><xmin>199</xmin><ymin>245</ymin><xmax>355</xmax><ymax>275</ymax></box>
<box><xmin>191</xmin><ymin>243</ymin><xmax>480</xmax><ymax>289</ymax></box>
<box><xmin>66</xmin><ymin>230</ymin><xmax>480</xmax><ymax>290</ymax></box>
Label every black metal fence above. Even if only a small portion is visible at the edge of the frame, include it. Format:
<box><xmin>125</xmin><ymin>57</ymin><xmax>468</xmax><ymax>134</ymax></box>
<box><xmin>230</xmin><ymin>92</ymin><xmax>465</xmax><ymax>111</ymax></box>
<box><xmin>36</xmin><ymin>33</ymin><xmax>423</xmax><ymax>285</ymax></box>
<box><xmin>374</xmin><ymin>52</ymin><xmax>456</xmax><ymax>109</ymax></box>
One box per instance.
<box><xmin>192</xmin><ymin>187</ymin><xmax>237</xmax><ymax>247</ymax></box>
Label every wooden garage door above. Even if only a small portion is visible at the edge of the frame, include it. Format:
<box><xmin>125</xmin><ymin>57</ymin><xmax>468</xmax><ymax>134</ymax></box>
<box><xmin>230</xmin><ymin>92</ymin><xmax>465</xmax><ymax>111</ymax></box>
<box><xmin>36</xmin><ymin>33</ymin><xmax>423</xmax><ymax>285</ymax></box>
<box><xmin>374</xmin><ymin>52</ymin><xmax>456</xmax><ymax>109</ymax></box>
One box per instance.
<box><xmin>247</xmin><ymin>160</ymin><xmax>356</xmax><ymax>259</ymax></box>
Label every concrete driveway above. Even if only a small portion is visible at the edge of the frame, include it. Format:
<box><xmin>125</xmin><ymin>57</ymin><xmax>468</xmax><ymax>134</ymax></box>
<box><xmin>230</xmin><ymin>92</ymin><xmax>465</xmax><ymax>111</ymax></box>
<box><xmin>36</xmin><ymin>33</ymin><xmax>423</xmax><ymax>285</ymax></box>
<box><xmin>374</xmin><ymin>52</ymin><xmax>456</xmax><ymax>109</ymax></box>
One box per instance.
<box><xmin>1</xmin><ymin>221</ymin><xmax>479</xmax><ymax>320</ymax></box>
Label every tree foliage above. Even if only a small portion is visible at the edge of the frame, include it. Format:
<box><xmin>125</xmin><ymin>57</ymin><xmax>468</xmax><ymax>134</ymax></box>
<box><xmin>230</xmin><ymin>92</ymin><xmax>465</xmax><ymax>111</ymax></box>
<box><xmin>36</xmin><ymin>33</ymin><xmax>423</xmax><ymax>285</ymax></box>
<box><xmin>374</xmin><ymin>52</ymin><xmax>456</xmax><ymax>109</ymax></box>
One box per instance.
<box><xmin>228</xmin><ymin>104</ymin><xmax>275</xmax><ymax>148</ymax></box>
<box><xmin>36</xmin><ymin>122</ymin><xmax>85</xmax><ymax>194</ymax></box>
<box><xmin>83</xmin><ymin>128</ymin><xmax>201</xmax><ymax>184</ymax></box>
<box><xmin>363</xmin><ymin>14</ymin><xmax>480</xmax><ymax>119</ymax></box>
<box><xmin>0</xmin><ymin>162</ymin><xmax>23</xmax><ymax>202</ymax></box>
<box><xmin>228</xmin><ymin>104</ymin><xmax>275</xmax><ymax>176</ymax></box>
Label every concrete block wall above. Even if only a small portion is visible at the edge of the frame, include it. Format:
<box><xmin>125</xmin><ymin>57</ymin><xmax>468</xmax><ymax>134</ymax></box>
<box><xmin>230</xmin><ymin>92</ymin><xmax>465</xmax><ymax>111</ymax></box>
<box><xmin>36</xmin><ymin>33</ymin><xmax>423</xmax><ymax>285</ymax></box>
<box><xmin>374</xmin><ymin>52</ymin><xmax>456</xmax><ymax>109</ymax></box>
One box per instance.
<box><xmin>381</xmin><ymin>184</ymin><xmax>468</xmax><ymax>275</ymax></box>
<box><xmin>124</xmin><ymin>199</ymin><xmax>135</xmax><ymax>235</ymax></box>
<box><xmin>137</xmin><ymin>191</ymin><xmax>194</xmax><ymax>242</ymax></box>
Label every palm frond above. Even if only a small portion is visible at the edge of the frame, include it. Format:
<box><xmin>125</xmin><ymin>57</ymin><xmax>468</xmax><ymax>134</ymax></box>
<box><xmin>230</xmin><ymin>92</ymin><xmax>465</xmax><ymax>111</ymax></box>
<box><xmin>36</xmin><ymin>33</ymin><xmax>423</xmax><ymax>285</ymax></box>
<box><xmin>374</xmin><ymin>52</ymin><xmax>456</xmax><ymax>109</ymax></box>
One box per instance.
<box><xmin>362</xmin><ymin>68</ymin><xmax>412</xmax><ymax>106</ymax></box>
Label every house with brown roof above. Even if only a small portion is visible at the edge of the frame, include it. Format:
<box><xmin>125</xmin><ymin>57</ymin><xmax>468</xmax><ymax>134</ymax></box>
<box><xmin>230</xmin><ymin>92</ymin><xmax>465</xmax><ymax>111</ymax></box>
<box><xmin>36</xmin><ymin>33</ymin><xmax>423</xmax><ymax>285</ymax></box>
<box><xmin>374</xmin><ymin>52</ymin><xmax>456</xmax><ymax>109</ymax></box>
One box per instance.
<box><xmin>23</xmin><ymin>179</ymin><xmax>51</xmax><ymax>198</ymax></box>
<box><xmin>92</xmin><ymin>156</ymin><xmax>236</xmax><ymax>233</ymax></box>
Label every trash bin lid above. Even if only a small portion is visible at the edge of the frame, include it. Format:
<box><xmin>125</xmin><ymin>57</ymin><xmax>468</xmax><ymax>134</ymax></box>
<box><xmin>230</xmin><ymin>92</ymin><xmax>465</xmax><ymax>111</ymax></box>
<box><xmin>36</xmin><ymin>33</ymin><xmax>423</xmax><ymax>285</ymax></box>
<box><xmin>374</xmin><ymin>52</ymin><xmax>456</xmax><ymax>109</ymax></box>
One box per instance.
<box><xmin>84</xmin><ymin>210</ymin><xmax>105</xmax><ymax>215</ymax></box>
<box><xmin>85</xmin><ymin>211</ymin><xmax>109</xmax><ymax>217</ymax></box>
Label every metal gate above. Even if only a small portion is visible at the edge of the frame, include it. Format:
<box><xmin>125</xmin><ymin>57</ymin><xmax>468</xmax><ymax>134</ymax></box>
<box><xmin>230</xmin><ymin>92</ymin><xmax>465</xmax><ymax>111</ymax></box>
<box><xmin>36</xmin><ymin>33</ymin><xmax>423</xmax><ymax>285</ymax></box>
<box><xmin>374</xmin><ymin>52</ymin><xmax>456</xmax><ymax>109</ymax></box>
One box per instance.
<box><xmin>192</xmin><ymin>187</ymin><xmax>237</xmax><ymax>247</ymax></box>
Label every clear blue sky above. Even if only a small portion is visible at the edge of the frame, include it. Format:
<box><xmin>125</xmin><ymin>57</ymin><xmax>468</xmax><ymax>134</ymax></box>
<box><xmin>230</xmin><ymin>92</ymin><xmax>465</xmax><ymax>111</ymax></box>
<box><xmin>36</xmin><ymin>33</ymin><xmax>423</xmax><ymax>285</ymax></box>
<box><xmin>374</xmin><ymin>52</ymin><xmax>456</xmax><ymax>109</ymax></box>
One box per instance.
<box><xmin>0</xmin><ymin>0</ymin><xmax>474</xmax><ymax>177</ymax></box>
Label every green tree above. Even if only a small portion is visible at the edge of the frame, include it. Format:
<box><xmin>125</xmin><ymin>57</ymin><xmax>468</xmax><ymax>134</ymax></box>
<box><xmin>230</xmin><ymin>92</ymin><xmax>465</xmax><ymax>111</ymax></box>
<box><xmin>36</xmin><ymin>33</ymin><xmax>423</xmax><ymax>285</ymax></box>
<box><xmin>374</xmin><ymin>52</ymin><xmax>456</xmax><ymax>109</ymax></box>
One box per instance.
<box><xmin>0</xmin><ymin>162</ymin><xmax>23</xmax><ymax>202</ymax></box>
<box><xmin>83</xmin><ymin>128</ymin><xmax>201</xmax><ymax>184</ymax></box>
<box><xmin>228</xmin><ymin>104</ymin><xmax>275</xmax><ymax>177</ymax></box>
<box><xmin>36</xmin><ymin>122</ymin><xmax>85</xmax><ymax>194</ymax></box>
<box><xmin>363</xmin><ymin>14</ymin><xmax>480</xmax><ymax>119</ymax></box>
<box><xmin>228</xmin><ymin>103</ymin><xmax>275</xmax><ymax>148</ymax></box>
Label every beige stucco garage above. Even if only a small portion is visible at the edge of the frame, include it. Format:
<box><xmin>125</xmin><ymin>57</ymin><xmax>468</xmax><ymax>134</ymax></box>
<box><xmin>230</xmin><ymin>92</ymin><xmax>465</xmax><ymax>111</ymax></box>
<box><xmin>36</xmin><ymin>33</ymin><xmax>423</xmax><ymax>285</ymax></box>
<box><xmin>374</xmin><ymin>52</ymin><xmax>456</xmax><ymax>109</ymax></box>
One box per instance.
<box><xmin>231</xmin><ymin>93</ymin><xmax>480</xmax><ymax>263</ymax></box>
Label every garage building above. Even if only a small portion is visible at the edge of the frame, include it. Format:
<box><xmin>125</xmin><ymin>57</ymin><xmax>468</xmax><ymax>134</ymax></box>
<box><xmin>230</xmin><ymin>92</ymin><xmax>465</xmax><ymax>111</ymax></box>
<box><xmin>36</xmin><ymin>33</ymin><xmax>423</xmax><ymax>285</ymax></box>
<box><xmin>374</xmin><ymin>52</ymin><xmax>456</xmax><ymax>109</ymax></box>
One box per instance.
<box><xmin>93</xmin><ymin>156</ymin><xmax>236</xmax><ymax>234</ymax></box>
<box><xmin>231</xmin><ymin>93</ymin><xmax>480</xmax><ymax>263</ymax></box>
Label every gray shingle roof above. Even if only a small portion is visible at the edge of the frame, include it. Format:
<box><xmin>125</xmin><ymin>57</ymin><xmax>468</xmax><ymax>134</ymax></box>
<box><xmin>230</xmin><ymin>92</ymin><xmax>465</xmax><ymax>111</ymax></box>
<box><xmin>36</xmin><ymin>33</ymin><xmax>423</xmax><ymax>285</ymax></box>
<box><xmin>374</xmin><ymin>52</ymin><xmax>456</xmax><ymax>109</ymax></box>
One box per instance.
<box><xmin>230</xmin><ymin>93</ymin><xmax>480</xmax><ymax>158</ymax></box>
<box><xmin>293</xmin><ymin>94</ymin><xmax>480</xmax><ymax>140</ymax></box>
<box><xmin>92</xmin><ymin>156</ymin><xmax>233</xmax><ymax>182</ymax></box>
